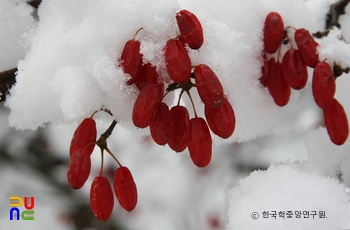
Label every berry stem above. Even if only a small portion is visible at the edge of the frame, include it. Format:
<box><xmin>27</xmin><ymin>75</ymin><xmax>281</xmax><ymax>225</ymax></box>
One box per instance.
<box><xmin>91</xmin><ymin>110</ymin><xmax>98</xmax><ymax>118</ymax></box>
<box><xmin>90</xmin><ymin>108</ymin><xmax>113</xmax><ymax>118</ymax></box>
<box><xmin>133</xmin><ymin>27</ymin><xmax>144</xmax><ymax>40</ymax></box>
<box><xmin>161</xmin><ymin>90</ymin><xmax>171</xmax><ymax>101</ymax></box>
<box><xmin>286</xmin><ymin>25</ymin><xmax>297</xmax><ymax>31</ymax></box>
<box><xmin>177</xmin><ymin>89</ymin><xmax>185</xmax><ymax>106</ymax></box>
<box><xmin>185</xmin><ymin>90</ymin><xmax>198</xmax><ymax>118</ymax></box>
<box><xmin>99</xmin><ymin>147</ymin><xmax>104</xmax><ymax>177</ymax></box>
<box><xmin>104</xmin><ymin>147</ymin><xmax>123</xmax><ymax>168</ymax></box>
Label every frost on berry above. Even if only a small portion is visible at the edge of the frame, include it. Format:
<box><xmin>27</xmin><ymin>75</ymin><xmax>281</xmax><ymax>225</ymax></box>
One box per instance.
<box><xmin>205</xmin><ymin>97</ymin><xmax>235</xmax><ymax>138</ymax></box>
<box><xmin>188</xmin><ymin>117</ymin><xmax>212</xmax><ymax>167</ymax></box>
<box><xmin>135</xmin><ymin>63</ymin><xmax>159</xmax><ymax>91</ymax></box>
<box><xmin>323</xmin><ymin>99</ymin><xmax>349</xmax><ymax>145</ymax></box>
<box><xmin>90</xmin><ymin>176</ymin><xmax>114</xmax><ymax>221</ymax></box>
<box><xmin>294</xmin><ymin>28</ymin><xmax>319</xmax><ymax>68</ymax></box>
<box><xmin>194</xmin><ymin>64</ymin><xmax>224</xmax><ymax>108</ymax></box>
<box><xmin>263</xmin><ymin>12</ymin><xmax>284</xmax><ymax>54</ymax></box>
<box><xmin>168</xmin><ymin>105</ymin><xmax>189</xmax><ymax>152</ymax></box>
<box><xmin>120</xmin><ymin>39</ymin><xmax>143</xmax><ymax>85</ymax></box>
<box><xmin>281</xmin><ymin>49</ymin><xmax>308</xmax><ymax>90</ymax></box>
<box><xmin>67</xmin><ymin>149</ymin><xmax>91</xmax><ymax>190</ymax></box>
<box><xmin>70</xmin><ymin>117</ymin><xmax>96</xmax><ymax>156</ymax></box>
<box><xmin>150</xmin><ymin>102</ymin><xmax>172</xmax><ymax>146</ymax></box>
<box><xmin>312</xmin><ymin>62</ymin><xmax>336</xmax><ymax>109</ymax></box>
<box><xmin>165</xmin><ymin>39</ymin><xmax>192</xmax><ymax>84</ymax></box>
<box><xmin>132</xmin><ymin>83</ymin><xmax>164</xmax><ymax>128</ymax></box>
<box><xmin>114</xmin><ymin>166</ymin><xmax>138</xmax><ymax>212</ymax></box>
<box><xmin>176</xmin><ymin>9</ymin><xmax>204</xmax><ymax>50</ymax></box>
<box><xmin>267</xmin><ymin>60</ymin><xmax>291</xmax><ymax>107</ymax></box>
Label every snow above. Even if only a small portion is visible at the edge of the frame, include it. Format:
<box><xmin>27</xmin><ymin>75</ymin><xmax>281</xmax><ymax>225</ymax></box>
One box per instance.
<box><xmin>0</xmin><ymin>0</ymin><xmax>35</xmax><ymax>71</ymax></box>
<box><xmin>4</xmin><ymin>0</ymin><xmax>337</xmax><ymax>141</ymax></box>
<box><xmin>2</xmin><ymin>0</ymin><xmax>350</xmax><ymax>229</ymax></box>
<box><xmin>227</xmin><ymin>163</ymin><xmax>350</xmax><ymax>230</ymax></box>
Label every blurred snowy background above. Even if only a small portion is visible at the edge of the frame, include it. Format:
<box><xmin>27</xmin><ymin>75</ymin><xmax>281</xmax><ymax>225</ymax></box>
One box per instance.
<box><xmin>1</xmin><ymin>0</ymin><xmax>350</xmax><ymax>229</ymax></box>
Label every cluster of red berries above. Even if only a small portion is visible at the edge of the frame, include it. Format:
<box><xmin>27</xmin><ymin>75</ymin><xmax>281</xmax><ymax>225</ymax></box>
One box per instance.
<box><xmin>261</xmin><ymin>12</ymin><xmax>349</xmax><ymax>145</ymax></box>
<box><xmin>119</xmin><ymin>9</ymin><xmax>236</xmax><ymax>167</ymax></box>
<box><xmin>67</xmin><ymin>112</ymin><xmax>137</xmax><ymax>221</ymax></box>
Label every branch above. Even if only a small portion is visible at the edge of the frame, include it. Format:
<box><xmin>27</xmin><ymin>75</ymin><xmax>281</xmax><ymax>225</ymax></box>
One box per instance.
<box><xmin>0</xmin><ymin>68</ymin><xmax>17</xmax><ymax>102</ymax></box>
<box><xmin>326</xmin><ymin>0</ymin><xmax>350</xmax><ymax>29</ymax></box>
<box><xmin>314</xmin><ymin>0</ymin><xmax>350</xmax><ymax>38</ymax></box>
<box><xmin>27</xmin><ymin>0</ymin><xmax>42</xmax><ymax>9</ymax></box>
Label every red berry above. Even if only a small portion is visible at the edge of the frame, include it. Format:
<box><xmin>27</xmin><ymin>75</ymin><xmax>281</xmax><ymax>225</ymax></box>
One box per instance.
<box><xmin>294</xmin><ymin>28</ymin><xmax>319</xmax><ymax>68</ymax></box>
<box><xmin>70</xmin><ymin>118</ymin><xmax>96</xmax><ymax>156</ymax></box>
<box><xmin>90</xmin><ymin>176</ymin><xmax>114</xmax><ymax>221</ymax></box>
<box><xmin>150</xmin><ymin>102</ymin><xmax>172</xmax><ymax>145</ymax></box>
<box><xmin>323</xmin><ymin>99</ymin><xmax>349</xmax><ymax>145</ymax></box>
<box><xmin>135</xmin><ymin>63</ymin><xmax>159</xmax><ymax>91</ymax></box>
<box><xmin>260</xmin><ymin>56</ymin><xmax>274</xmax><ymax>87</ymax></box>
<box><xmin>114</xmin><ymin>166</ymin><xmax>138</xmax><ymax>212</ymax></box>
<box><xmin>132</xmin><ymin>83</ymin><xmax>164</xmax><ymax>128</ymax></box>
<box><xmin>188</xmin><ymin>117</ymin><xmax>212</xmax><ymax>167</ymax></box>
<box><xmin>281</xmin><ymin>49</ymin><xmax>308</xmax><ymax>90</ymax></box>
<box><xmin>267</xmin><ymin>60</ymin><xmax>291</xmax><ymax>107</ymax></box>
<box><xmin>194</xmin><ymin>64</ymin><xmax>224</xmax><ymax>108</ymax></box>
<box><xmin>176</xmin><ymin>9</ymin><xmax>204</xmax><ymax>49</ymax></box>
<box><xmin>168</xmin><ymin>105</ymin><xmax>189</xmax><ymax>152</ymax></box>
<box><xmin>204</xmin><ymin>97</ymin><xmax>235</xmax><ymax>138</ymax></box>
<box><xmin>165</xmin><ymin>39</ymin><xmax>192</xmax><ymax>84</ymax></box>
<box><xmin>312</xmin><ymin>62</ymin><xmax>336</xmax><ymax>109</ymax></box>
<box><xmin>263</xmin><ymin>12</ymin><xmax>284</xmax><ymax>54</ymax></box>
<box><xmin>120</xmin><ymin>39</ymin><xmax>143</xmax><ymax>85</ymax></box>
<box><xmin>67</xmin><ymin>149</ymin><xmax>91</xmax><ymax>189</ymax></box>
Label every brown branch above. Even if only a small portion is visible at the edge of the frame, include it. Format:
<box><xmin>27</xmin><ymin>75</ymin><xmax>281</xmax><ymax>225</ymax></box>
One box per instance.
<box><xmin>96</xmin><ymin>120</ymin><xmax>117</xmax><ymax>150</ymax></box>
<box><xmin>0</xmin><ymin>68</ymin><xmax>17</xmax><ymax>102</ymax></box>
<box><xmin>326</xmin><ymin>0</ymin><xmax>350</xmax><ymax>29</ymax></box>
<box><xmin>314</xmin><ymin>0</ymin><xmax>350</xmax><ymax>38</ymax></box>
<box><xmin>27</xmin><ymin>0</ymin><xmax>42</xmax><ymax>9</ymax></box>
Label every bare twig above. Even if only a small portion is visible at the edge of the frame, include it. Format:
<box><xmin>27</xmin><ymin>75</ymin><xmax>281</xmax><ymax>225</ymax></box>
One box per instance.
<box><xmin>313</xmin><ymin>0</ymin><xmax>350</xmax><ymax>38</ymax></box>
<box><xmin>0</xmin><ymin>68</ymin><xmax>17</xmax><ymax>102</ymax></box>
<box><xmin>27</xmin><ymin>0</ymin><xmax>42</xmax><ymax>9</ymax></box>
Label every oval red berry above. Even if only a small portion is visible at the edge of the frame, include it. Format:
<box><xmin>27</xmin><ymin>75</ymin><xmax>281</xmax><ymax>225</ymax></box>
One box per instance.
<box><xmin>323</xmin><ymin>99</ymin><xmax>349</xmax><ymax>145</ymax></box>
<box><xmin>90</xmin><ymin>176</ymin><xmax>114</xmax><ymax>221</ymax></box>
<box><xmin>260</xmin><ymin>54</ymin><xmax>269</xmax><ymax>87</ymax></box>
<box><xmin>267</xmin><ymin>60</ymin><xmax>291</xmax><ymax>107</ymax></box>
<box><xmin>67</xmin><ymin>149</ymin><xmax>91</xmax><ymax>189</ymax></box>
<box><xmin>188</xmin><ymin>117</ymin><xmax>212</xmax><ymax>167</ymax></box>
<box><xmin>135</xmin><ymin>63</ymin><xmax>159</xmax><ymax>91</ymax></box>
<box><xmin>194</xmin><ymin>64</ymin><xmax>224</xmax><ymax>108</ymax></box>
<box><xmin>132</xmin><ymin>83</ymin><xmax>164</xmax><ymax>128</ymax></box>
<box><xmin>120</xmin><ymin>39</ymin><xmax>143</xmax><ymax>84</ymax></box>
<box><xmin>150</xmin><ymin>102</ymin><xmax>172</xmax><ymax>145</ymax></box>
<box><xmin>70</xmin><ymin>118</ymin><xmax>96</xmax><ymax>156</ymax></box>
<box><xmin>312</xmin><ymin>62</ymin><xmax>335</xmax><ymax>109</ymax></box>
<box><xmin>294</xmin><ymin>28</ymin><xmax>319</xmax><ymax>68</ymax></box>
<box><xmin>281</xmin><ymin>49</ymin><xmax>308</xmax><ymax>90</ymax></box>
<box><xmin>176</xmin><ymin>9</ymin><xmax>204</xmax><ymax>50</ymax></box>
<box><xmin>263</xmin><ymin>12</ymin><xmax>284</xmax><ymax>54</ymax></box>
<box><xmin>165</xmin><ymin>39</ymin><xmax>192</xmax><ymax>84</ymax></box>
<box><xmin>168</xmin><ymin>105</ymin><xmax>189</xmax><ymax>152</ymax></box>
<box><xmin>260</xmin><ymin>56</ymin><xmax>275</xmax><ymax>88</ymax></box>
<box><xmin>114</xmin><ymin>166</ymin><xmax>138</xmax><ymax>212</ymax></box>
<box><xmin>205</xmin><ymin>97</ymin><xmax>235</xmax><ymax>138</ymax></box>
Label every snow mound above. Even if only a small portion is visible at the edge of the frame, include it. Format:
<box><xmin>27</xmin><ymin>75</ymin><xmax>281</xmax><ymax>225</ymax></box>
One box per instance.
<box><xmin>227</xmin><ymin>163</ymin><xmax>350</xmax><ymax>230</ymax></box>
